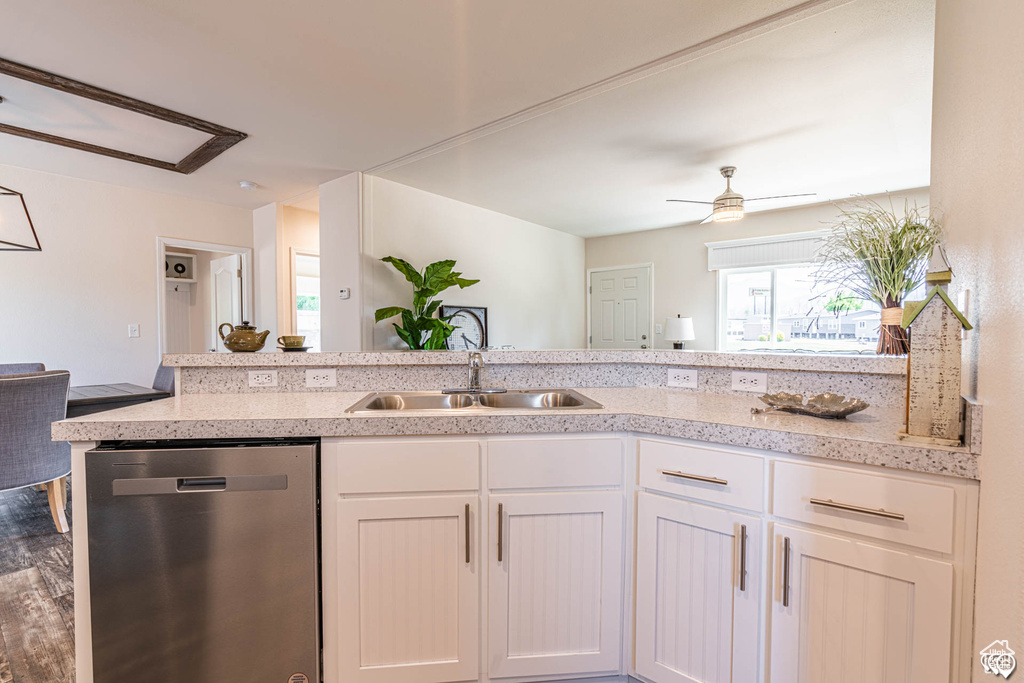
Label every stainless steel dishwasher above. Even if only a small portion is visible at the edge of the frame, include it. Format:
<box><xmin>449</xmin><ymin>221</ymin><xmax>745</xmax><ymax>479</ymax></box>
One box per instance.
<box><xmin>85</xmin><ymin>439</ymin><xmax>320</xmax><ymax>683</ymax></box>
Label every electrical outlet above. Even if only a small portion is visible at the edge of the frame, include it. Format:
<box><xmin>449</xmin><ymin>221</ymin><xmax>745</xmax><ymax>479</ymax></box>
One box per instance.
<box><xmin>305</xmin><ymin>368</ymin><xmax>337</xmax><ymax>388</ymax></box>
<box><xmin>128</xmin><ymin>323</ymin><xmax>140</xmax><ymax>338</ymax></box>
<box><xmin>731</xmin><ymin>370</ymin><xmax>767</xmax><ymax>393</ymax></box>
<box><xmin>248</xmin><ymin>370</ymin><xmax>278</xmax><ymax>388</ymax></box>
<box><xmin>667</xmin><ymin>368</ymin><xmax>698</xmax><ymax>389</ymax></box>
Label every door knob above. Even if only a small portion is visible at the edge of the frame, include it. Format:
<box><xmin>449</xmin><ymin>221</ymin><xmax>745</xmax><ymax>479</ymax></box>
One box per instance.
<box><xmin>641</xmin><ymin>334</ymin><xmax>647</xmax><ymax>340</ymax></box>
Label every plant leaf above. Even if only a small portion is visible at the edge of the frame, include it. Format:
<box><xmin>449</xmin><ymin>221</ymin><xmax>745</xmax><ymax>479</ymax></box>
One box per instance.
<box><xmin>422</xmin><ymin>260</ymin><xmax>457</xmax><ymax>292</ymax></box>
<box><xmin>423</xmin><ymin>300</ymin><xmax>442</xmax><ymax>318</ymax></box>
<box><xmin>375</xmin><ymin>306</ymin><xmax>409</xmax><ymax>323</ymax></box>
<box><xmin>381</xmin><ymin>256</ymin><xmax>423</xmax><ymax>287</ymax></box>
<box><xmin>455</xmin><ymin>277</ymin><xmax>480</xmax><ymax>288</ymax></box>
<box><xmin>393</xmin><ymin>323</ymin><xmax>417</xmax><ymax>350</ymax></box>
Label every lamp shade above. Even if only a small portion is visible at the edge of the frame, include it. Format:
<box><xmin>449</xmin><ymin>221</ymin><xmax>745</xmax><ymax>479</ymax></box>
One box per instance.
<box><xmin>665</xmin><ymin>316</ymin><xmax>695</xmax><ymax>342</ymax></box>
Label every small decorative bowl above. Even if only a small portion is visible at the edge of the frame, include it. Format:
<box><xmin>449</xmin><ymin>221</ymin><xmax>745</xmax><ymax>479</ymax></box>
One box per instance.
<box><xmin>752</xmin><ymin>392</ymin><xmax>869</xmax><ymax>419</ymax></box>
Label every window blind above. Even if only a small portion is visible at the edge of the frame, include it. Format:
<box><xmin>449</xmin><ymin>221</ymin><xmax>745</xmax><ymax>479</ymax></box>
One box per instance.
<box><xmin>705</xmin><ymin>229</ymin><xmax>830</xmax><ymax>271</ymax></box>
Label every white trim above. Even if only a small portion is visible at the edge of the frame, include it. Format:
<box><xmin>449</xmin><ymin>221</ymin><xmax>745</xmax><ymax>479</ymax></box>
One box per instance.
<box><xmin>586</xmin><ymin>263</ymin><xmax>654</xmax><ymax>350</ymax></box>
<box><xmin>290</xmin><ymin>247</ymin><xmax>321</xmax><ymax>334</ymax></box>
<box><xmin>705</xmin><ymin>229</ymin><xmax>830</xmax><ymax>271</ymax></box>
<box><xmin>155</xmin><ymin>237</ymin><xmax>253</xmax><ymax>359</ymax></box>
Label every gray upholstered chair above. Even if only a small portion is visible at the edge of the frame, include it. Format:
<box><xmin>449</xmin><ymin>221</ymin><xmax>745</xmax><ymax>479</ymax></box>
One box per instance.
<box><xmin>0</xmin><ymin>370</ymin><xmax>72</xmax><ymax>532</ymax></box>
<box><xmin>153</xmin><ymin>363</ymin><xmax>175</xmax><ymax>395</ymax></box>
<box><xmin>0</xmin><ymin>362</ymin><xmax>45</xmax><ymax>376</ymax></box>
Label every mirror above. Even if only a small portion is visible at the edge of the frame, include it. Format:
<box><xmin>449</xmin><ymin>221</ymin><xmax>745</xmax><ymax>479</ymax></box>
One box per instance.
<box><xmin>364</xmin><ymin>0</ymin><xmax>935</xmax><ymax>353</ymax></box>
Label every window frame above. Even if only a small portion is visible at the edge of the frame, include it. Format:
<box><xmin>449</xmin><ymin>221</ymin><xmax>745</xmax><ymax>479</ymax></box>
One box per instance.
<box><xmin>290</xmin><ymin>247</ymin><xmax>321</xmax><ymax>342</ymax></box>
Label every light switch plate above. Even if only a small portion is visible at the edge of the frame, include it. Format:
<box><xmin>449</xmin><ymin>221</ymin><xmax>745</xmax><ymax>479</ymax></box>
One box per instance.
<box><xmin>731</xmin><ymin>370</ymin><xmax>767</xmax><ymax>393</ymax></box>
<box><xmin>305</xmin><ymin>368</ymin><xmax>337</xmax><ymax>388</ymax></box>
<box><xmin>667</xmin><ymin>368</ymin><xmax>698</xmax><ymax>389</ymax></box>
<box><xmin>248</xmin><ymin>370</ymin><xmax>278</xmax><ymax>388</ymax></box>
<box><xmin>128</xmin><ymin>323</ymin><xmax>140</xmax><ymax>338</ymax></box>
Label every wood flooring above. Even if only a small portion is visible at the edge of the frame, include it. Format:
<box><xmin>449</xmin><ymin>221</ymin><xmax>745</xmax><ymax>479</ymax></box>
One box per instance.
<box><xmin>0</xmin><ymin>486</ymin><xmax>75</xmax><ymax>682</ymax></box>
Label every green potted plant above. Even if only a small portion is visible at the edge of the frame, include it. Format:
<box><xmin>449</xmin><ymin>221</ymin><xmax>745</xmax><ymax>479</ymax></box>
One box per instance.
<box><xmin>374</xmin><ymin>256</ymin><xmax>480</xmax><ymax>350</ymax></box>
<box><xmin>815</xmin><ymin>198</ymin><xmax>941</xmax><ymax>355</ymax></box>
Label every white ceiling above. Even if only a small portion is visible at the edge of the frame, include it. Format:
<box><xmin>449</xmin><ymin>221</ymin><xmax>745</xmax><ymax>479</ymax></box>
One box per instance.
<box><xmin>378</xmin><ymin>0</ymin><xmax>936</xmax><ymax>237</ymax></box>
<box><xmin>0</xmin><ymin>0</ymin><xmax>828</xmax><ymax>210</ymax></box>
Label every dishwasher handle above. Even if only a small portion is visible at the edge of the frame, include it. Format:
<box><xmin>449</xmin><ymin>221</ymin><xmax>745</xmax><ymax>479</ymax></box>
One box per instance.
<box><xmin>113</xmin><ymin>474</ymin><xmax>288</xmax><ymax>496</ymax></box>
<box><xmin>177</xmin><ymin>477</ymin><xmax>227</xmax><ymax>491</ymax></box>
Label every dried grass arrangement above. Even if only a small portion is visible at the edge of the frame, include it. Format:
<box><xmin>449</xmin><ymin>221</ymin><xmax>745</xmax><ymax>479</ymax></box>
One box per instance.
<box><xmin>815</xmin><ymin>198</ymin><xmax>942</xmax><ymax>355</ymax></box>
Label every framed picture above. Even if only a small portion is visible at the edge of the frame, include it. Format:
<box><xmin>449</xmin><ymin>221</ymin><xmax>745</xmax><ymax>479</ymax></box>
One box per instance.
<box><xmin>441</xmin><ymin>305</ymin><xmax>488</xmax><ymax>350</ymax></box>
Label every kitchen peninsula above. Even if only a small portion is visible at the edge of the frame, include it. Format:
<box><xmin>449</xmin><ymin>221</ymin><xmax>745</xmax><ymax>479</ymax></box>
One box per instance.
<box><xmin>55</xmin><ymin>350</ymin><xmax>981</xmax><ymax>683</ymax></box>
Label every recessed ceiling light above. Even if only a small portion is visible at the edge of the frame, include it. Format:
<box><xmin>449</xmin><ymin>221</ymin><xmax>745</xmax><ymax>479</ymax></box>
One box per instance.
<box><xmin>238</xmin><ymin>180</ymin><xmax>259</xmax><ymax>191</ymax></box>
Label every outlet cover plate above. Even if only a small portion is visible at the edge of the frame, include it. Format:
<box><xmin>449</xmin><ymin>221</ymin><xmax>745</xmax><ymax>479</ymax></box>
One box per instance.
<box><xmin>667</xmin><ymin>368</ymin><xmax>698</xmax><ymax>389</ymax></box>
<box><xmin>731</xmin><ymin>370</ymin><xmax>767</xmax><ymax>393</ymax></box>
<box><xmin>248</xmin><ymin>370</ymin><xmax>278</xmax><ymax>388</ymax></box>
<box><xmin>305</xmin><ymin>368</ymin><xmax>338</xmax><ymax>388</ymax></box>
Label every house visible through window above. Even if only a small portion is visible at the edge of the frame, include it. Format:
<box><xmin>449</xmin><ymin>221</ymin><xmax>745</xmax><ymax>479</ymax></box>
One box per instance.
<box><xmin>719</xmin><ymin>264</ymin><xmax>882</xmax><ymax>352</ymax></box>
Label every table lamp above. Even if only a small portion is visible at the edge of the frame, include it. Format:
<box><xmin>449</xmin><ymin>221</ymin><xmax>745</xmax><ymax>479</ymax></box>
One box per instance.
<box><xmin>665</xmin><ymin>315</ymin><xmax>695</xmax><ymax>349</ymax></box>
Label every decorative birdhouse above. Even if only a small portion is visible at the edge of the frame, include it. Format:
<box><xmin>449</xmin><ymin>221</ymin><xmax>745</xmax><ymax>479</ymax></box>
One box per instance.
<box><xmin>899</xmin><ymin>264</ymin><xmax>972</xmax><ymax>445</ymax></box>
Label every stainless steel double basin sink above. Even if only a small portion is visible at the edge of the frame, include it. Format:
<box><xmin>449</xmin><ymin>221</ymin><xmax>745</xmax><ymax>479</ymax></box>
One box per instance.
<box><xmin>345</xmin><ymin>389</ymin><xmax>603</xmax><ymax>413</ymax></box>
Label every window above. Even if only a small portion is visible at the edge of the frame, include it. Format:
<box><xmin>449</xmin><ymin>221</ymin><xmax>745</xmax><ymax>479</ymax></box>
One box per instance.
<box><xmin>293</xmin><ymin>252</ymin><xmax>321</xmax><ymax>352</ymax></box>
<box><xmin>719</xmin><ymin>264</ymin><xmax>883</xmax><ymax>352</ymax></box>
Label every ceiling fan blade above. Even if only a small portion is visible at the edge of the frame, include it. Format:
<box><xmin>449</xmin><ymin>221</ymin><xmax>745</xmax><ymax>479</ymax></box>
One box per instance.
<box><xmin>745</xmin><ymin>193</ymin><xmax>817</xmax><ymax>201</ymax></box>
<box><xmin>666</xmin><ymin>199</ymin><xmax>715</xmax><ymax>205</ymax></box>
<box><xmin>699</xmin><ymin>213</ymin><xmax>714</xmax><ymax>224</ymax></box>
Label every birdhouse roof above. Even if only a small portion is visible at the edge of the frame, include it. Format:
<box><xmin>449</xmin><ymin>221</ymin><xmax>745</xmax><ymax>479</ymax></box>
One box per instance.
<box><xmin>901</xmin><ymin>286</ymin><xmax>972</xmax><ymax>329</ymax></box>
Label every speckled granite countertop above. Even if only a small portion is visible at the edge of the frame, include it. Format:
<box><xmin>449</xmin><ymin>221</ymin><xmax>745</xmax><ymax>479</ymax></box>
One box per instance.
<box><xmin>163</xmin><ymin>349</ymin><xmax>906</xmax><ymax>374</ymax></box>
<box><xmin>52</xmin><ymin>388</ymin><xmax>977</xmax><ymax>479</ymax></box>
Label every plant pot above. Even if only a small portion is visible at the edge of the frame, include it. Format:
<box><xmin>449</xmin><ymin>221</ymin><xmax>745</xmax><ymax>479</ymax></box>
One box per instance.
<box><xmin>877</xmin><ymin>307</ymin><xmax>909</xmax><ymax>355</ymax></box>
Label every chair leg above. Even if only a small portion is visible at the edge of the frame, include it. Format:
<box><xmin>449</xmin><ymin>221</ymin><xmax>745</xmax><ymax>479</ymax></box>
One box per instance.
<box><xmin>45</xmin><ymin>476</ymin><xmax>69</xmax><ymax>534</ymax></box>
<box><xmin>33</xmin><ymin>483</ymin><xmax>46</xmax><ymax>492</ymax></box>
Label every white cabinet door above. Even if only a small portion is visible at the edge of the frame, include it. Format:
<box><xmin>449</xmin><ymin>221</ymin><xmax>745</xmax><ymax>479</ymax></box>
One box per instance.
<box><xmin>488</xmin><ymin>491</ymin><xmax>624</xmax><ymax>679</ymax></box>
<box><xmin>769</xmin><ymin>524</ymin><xmax>953</xmax><ymax>683</ymax></box>
<box><xmin>635</xmin><ymin>493</ymin><xmax>761</xmax><ymax>683</ymax></box>
<box><xmin>337</xmin><ymin>496</ymin><xmax>479</xmax><ymax>683</ymax></box>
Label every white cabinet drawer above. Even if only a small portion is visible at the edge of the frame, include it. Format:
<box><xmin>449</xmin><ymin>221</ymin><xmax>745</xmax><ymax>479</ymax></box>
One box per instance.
<box><xmin>329</xmin><ymin>439</ymin><xmax>479</xmax><ymax>494</ymax></box>
<box><xmin>488</xmin><ymin>436</ymin><xmax>623</xmax><ymax>489</ymax></box>
<box><xmin>638</xmin><ymin>439</ymin><xmax>764</xmax><ymax>512</ymax></box>
<box><xmin>771</xmin><ymin>461</ymin><xmax>956</xmax><ymax>554</ymax></box>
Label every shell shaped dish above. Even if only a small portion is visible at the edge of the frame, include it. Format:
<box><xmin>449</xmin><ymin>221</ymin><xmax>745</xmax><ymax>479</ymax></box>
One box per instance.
<box><xmin>753</xmin><ymin>391</ymin><xmax>870</xmax><ymax>419</ymax></box>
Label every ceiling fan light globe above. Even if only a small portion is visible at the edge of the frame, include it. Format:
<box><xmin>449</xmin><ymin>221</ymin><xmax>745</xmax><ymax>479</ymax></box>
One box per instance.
<box><xmin>712</xmin><ymin>207</ymin><xmax>744</xmax><ymax>222</ymax></box>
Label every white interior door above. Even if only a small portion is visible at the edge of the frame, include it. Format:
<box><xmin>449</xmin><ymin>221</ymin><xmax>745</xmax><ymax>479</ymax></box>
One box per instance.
<box><xmin>211</xmin><ymin>254</ymin><xmax>242</xmax><ymax>352</ymax></box>
<box><xmin>589</xmin><ymin>265</ymin><xmax>652</xmax><ymax>349</ymax></box>
<box><xmin>635</xmin><ymin>493</ymin><xmax>761</xmax><ymax>683</ymax></box>
<box><xmin>489</xmin><ymin>491</ymin><xmax>623</xmax><ymax>679</ymax></box>
<box><xmin>769</xmin><ymin>524</ymin><xmax>953</xmax><ymax>683</ymax></box>
<box><xmin>337</xmin><ymin>496</ymin><xmax>479</xmax><ymax>683</ymax></box>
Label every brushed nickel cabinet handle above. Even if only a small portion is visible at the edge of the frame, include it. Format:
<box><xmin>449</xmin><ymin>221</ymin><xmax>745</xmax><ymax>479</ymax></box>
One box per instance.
<box><xmin>809</xmin><ymin>497</ymin><xmax>905</xmax><ymax>521</ymax></box>
<box><xmin>465</xmin><ymin>504</ymin><xmax>471</xmax><ymax>565</ymax></box>
<box><xmin>782</xmin><ymin>536</ymin><xmax>791</xmax><ymax>607</ymax></box>
<box><xmin>660</xmin><ymin>469</ymin><xmax>728</xmax><ymax>486</ymax></box>
<box><xmin>497</xmin><ymin>503</ymin><xmax>503</xmax><ymax>563</ymax></box>
<box><xmin>739</xmin><ymin>524</ymin><xmax>747</xmax><ymax>592</ymax></box>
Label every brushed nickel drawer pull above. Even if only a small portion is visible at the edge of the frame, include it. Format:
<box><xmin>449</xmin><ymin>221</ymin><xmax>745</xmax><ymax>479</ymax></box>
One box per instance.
<box><xmin>809</xmin><ymin>498</ymin><xmax>905</xmax><ymax>521</ymax></box>
<box><xmin>497</xmin><ymin>503</ymin><xmax>503</xmax><ymax>563</ymax></box>
<box><xmin>661</xmin><ymin>469</ymin><xmax>728</xmax><ymax>486</ymax></box>
<box><xmin>782</xmin><ymin>535</ymin><xmax>791</xmax><ymax>607</ymax></box>
<box><xmin>465</xmin><ymin>504</ymin><xmax>471</xmax><ymax>565</ymax></box>
<box><xmin>739</xmin><ymin>524</ymin><xmax>748</xmax><ymax>592</ymax></box>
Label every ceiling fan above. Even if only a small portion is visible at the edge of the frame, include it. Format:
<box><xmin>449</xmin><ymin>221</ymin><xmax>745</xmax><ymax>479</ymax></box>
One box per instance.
<box><xmin>667</xmin><ymin>166</ymin><xmax>815</xmax><ymax>223</ymax></box>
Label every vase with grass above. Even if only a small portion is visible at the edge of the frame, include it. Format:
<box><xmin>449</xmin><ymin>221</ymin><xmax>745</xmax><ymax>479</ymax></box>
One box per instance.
<box><xmin>374</xmin><ymin>256</ymin><xmax>480</xmax><ymax>350</ymax></box>
<box><xmin>815</xmin><ymin>198</ymin><xmax>941</xmax><ymax>355</ymax></box>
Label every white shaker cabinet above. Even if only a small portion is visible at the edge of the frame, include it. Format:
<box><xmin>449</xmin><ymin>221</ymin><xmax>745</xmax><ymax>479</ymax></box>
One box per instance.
<box><xmin>488</xmin><ymin>491</ymin><xmax>624</xmax><ymax>679</ymax></box>
<box><xmin>336</xmin><ymin>495</ymin><xmax>480</xmax><ymax>683</ymax></box>
<box><xmin>634</xmin><ymin>493</ymin><xmax>761</xmax><ymax>683</ymax></box>
<box><xmin>769</xmin><ymin>524</ymin><xmax>953</xmax><ymax>683</ymax></box>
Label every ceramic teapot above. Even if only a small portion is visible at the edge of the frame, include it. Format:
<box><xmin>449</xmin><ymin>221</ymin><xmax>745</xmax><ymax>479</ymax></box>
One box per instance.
<box><xmin>218</xmin><ymin>321</ymin><xmax>270</xmax><ymax>352</ymax></box>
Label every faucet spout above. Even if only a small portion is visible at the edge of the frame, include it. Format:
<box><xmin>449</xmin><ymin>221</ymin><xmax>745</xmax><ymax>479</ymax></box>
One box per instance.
<box><xmin>468</xmin><ymin>352</ymin><xmax>484</xmax><ymax>391</ymax></box>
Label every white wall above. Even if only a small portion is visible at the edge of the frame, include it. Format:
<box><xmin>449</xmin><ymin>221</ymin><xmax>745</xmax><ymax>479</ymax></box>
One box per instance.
<box><xmin>585</xmin><ymin>189</ymin><xmax>930</xmax><ymax>350</ymax></box>
<box><xmin>364</xmin><ymin>176</ymin><xmax>586</xmax><ymax>350</ymax></box>
<box><xmin>276</xmin><ymin>206</ymin><xmax>320</xmax><ymax>336</ymax></box>
<box><xmin>252</xmin><ymin>202</ymin><xmax>282</xmax><ymax>349</ymax></box>
<box><xmin>319</xmin><ymin>173</ymin><xmax>363</xmax><ymax>351</ymax></box>
<box><xmin>931</xmin><ymin>0</ymin><xmax>1024</xmax><ymax>672</ymax></box>
<box><xmin>0</xmin><ymin>163</ymin><xmax>252</xmax><ymax>385</ymax></box>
